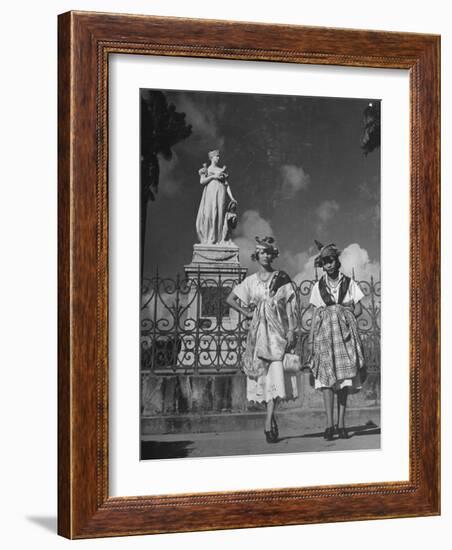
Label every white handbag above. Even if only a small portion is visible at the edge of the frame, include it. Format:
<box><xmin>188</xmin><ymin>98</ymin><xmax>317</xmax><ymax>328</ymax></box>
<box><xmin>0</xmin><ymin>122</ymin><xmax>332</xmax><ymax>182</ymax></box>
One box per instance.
<box><xmin>283</xmin><ymin>352</ymin><xmax>302</xmax><ymax>373</ymax></box>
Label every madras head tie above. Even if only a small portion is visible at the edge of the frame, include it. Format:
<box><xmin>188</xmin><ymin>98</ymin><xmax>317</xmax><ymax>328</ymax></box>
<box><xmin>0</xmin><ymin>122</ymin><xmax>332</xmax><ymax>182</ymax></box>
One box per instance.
<box><xmin>254</xmin><ymin>241</ymin><xmax>279</xmax><ymax>256</ymax></box>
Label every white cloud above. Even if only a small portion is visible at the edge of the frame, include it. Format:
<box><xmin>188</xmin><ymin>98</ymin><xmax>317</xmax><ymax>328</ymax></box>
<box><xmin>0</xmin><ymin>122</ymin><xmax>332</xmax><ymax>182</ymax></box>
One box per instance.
<box><xmin>280</xmin><ymin>164</ymin><xmax>310</xmax><ymax>198</ymax></box>
<box><xmin>235</xmin><ymin>209</ymin><xmax>273</xmax><ymax>239</ymax></box>
<box><xmin>176</xmin><ymin>94</ymin><xmax>225</xmax><ymax>150</ymax></box>
<box><xmin>292</xmin><ymin>252</ymin><xmax>318</xmax><ymax>284</ymax></box>
<box><xmin>233</xmin><ymin>210</ymin><xmax>379</xmax><ymax>285</ymax></box>
<box><xmin>314</xmin><ymin>199</ymin><xmax>340</xmax><ymax>236</ymax></box>
<box><xmin>292</xmin><ymin>242</ymin><xmax>380</xmax><ymax>284</ymax></box>
<box><xmin>316</xmin><ymin>199</ymin><xmax>340</xmax><ymax>222</ymax></box>
<box><xmin>234</xmin><ymin>237</ymin><xmax>256</xmax><ymax>272</ymax></box>
<box><xmin>340</xmin><ymin>243</ymin><xmax>380</xmax><ymax>281</ymax></box>
<box><xmin>234</xmin><ymin>210</ymin><xmax>274</xmax><ymax>272</ymax></box>
<box><xmin>278</xmin><ymin>249</ymin><xmax>311</xmax><ymax>278</ymax></box>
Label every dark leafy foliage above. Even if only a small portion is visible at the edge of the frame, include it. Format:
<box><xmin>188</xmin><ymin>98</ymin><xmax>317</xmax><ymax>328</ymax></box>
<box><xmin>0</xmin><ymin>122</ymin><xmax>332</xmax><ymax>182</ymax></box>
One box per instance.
<box><xmin>140</xmin><ymin>90</ymin><xmax>192</xmax><ymax>201</ymax></box>
<box><xmin>140</xmin><ymin>91</ymin><xmax>192</xmax><ymax>280</ymax></box>
<box><xmin>360</xmin><ymin>102</ymin><xmax>381</xmax><ymax>156</ymax></box>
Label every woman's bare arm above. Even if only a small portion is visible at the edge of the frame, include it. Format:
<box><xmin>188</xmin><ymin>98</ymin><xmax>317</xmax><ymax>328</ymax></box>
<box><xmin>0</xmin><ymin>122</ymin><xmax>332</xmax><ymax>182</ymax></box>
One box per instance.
<box><xmin>353</xmin><ymin>301</ymin><xmax>363</xmax><ymax>317</ymax></box>
<box><xmin>285</xmin><ymin>299</ymin><xmax>297</xmax><ymax>349</ymax></box>
<box><xmin>226</xmin><ymin>292</ymin><xmax>253</xmax><ymax>319</ymax></box>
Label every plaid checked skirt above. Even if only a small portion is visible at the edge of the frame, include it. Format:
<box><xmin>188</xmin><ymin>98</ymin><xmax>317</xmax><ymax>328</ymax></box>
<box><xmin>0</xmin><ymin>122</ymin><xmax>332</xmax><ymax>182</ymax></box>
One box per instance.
<box><xmin>306</xmin><ymin>304</ymin><xmax>365</xmax><ymax>389</ymax></box>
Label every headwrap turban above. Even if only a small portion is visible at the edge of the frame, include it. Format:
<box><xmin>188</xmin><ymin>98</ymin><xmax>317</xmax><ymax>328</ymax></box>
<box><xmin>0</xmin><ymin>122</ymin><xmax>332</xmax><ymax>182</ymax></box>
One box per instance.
<box><xmin>314</xmin><ymin>240</ymin><xmax>341</xmax><ymax>268</ymax></box>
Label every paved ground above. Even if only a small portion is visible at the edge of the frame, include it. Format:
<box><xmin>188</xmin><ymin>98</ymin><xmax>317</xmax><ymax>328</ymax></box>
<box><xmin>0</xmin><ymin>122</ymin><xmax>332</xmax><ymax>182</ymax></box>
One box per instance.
<box><xmin>141</xmin><ymin>419</ymin><xmax>380</xmax><ymax>459</ymax></box>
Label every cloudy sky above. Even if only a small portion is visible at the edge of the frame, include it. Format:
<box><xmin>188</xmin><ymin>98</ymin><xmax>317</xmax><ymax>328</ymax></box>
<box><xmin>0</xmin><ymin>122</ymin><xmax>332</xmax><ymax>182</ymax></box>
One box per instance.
<box><xmin>142</xmin><ymin>89</ymin><xmax>380</xmax><ymax>282</ymax></box>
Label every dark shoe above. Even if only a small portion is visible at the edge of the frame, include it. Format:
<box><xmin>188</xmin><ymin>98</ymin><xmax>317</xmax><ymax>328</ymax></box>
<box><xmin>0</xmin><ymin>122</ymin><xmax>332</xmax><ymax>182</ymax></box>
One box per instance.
<box><xmin>264</xmin><ymin>430</ymin><xmax>277</xmax><ymax>443</ymax></box>
<box><xmin>338</xmin><ymin>428</ymin><xmax>349</xmax><ymax>439</ymax></box>
<box><xmin>271</xmin><ymin>416</ymin><xmax>279</xmax><ymax>439</ymax></box>
<box><xmin>323</xmin><ymin>427</ymin><xmax>334</xmax><ymax>441</ymax></box>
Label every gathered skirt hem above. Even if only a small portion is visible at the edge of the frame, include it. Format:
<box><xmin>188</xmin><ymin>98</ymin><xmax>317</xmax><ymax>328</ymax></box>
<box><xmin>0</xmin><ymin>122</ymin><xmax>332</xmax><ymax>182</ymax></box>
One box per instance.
<box><xmin>246</xmin><ymin>360</ymin><xmax>299</xmax><ymax>403</ymax></box>
<box><xmin>314</xmin><ymin>372</ymin><xmax>362</xmax><ymax>392</ymax></box>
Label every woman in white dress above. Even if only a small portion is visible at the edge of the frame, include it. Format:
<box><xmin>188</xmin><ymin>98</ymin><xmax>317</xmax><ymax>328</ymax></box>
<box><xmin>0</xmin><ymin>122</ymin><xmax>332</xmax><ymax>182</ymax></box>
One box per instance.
<box><xmin>306</xmin><ymin>241</ymin><xmax>365</xmax><ymax>441</ymax></box>
<box><xmin>196</xmin><ymin>150</ymin><xmax>236</xmax><ymax>245</ymax></box>
<box><xmin>226</xmin><ymin>237</ymin><xmax>298</xmax><ymax>443</ymax></box>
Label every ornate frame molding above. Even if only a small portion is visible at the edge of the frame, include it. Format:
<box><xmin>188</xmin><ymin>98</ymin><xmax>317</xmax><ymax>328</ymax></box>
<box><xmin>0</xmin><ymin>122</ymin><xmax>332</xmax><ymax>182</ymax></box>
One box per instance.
<box><xmin>58</xmin><ymin>11</ymin><xmax>440</xmax><ymax>538</ymax></box>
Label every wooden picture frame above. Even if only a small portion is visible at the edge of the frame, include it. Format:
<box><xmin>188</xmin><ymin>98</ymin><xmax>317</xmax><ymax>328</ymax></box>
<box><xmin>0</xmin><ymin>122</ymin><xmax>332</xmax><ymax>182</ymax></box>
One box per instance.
<box><xmin>58</xmin><ymin>11</ymin><xmax>440</xmax><ymax>539</ymax></box>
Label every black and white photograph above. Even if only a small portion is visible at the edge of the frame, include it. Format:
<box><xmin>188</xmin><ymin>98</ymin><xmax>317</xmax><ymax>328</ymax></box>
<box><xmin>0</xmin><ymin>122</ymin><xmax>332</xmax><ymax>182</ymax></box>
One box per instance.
<box><xmin>2</xmin><ymin>0</ymin><xmax>446</xmax><ymax>546</ymax></box>
<box><xmin>140</xmin><ymin>88</ymin><xmax>381</xmax><ymax>460</ymax></box>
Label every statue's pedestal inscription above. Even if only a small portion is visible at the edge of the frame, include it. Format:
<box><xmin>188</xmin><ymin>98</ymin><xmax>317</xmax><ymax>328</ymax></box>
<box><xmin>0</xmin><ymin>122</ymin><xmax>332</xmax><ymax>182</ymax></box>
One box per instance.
<box><xmin>190</xmin><ymin>243</ymin><xmax>240</xmax><ymax>267</ymax></box>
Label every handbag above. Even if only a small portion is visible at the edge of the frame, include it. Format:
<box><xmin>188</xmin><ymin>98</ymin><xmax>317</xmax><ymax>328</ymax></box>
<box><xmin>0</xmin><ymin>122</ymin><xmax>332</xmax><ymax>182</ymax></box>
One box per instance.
<box><xmin>283</xmin><ymin>352</ymin><xmax>302</xmax><ymax>373</ymax></box>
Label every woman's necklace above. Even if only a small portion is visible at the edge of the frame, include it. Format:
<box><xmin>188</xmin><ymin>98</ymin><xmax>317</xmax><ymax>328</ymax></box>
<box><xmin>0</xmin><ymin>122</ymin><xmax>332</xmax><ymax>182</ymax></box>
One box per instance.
<box><xmin>327</xmin><ymin>274</ymin><xmax>341</xmax><ymax>289</ymax></box>
<box><xmin>257</xmin><ymin>270</ymin><xmax>274</xmax><ymax>284</ymax></box>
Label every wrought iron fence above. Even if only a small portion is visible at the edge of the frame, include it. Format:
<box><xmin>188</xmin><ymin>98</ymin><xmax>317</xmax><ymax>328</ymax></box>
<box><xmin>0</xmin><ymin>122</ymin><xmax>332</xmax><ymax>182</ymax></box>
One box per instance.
<box><xmin>141</xmin><ymin>272</ymin><xmax>380</xmax><ymax>375</ymax></box>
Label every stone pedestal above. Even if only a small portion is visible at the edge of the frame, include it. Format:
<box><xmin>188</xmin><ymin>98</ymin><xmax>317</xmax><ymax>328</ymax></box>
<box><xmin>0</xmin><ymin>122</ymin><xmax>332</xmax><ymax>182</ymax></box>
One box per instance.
<box><xmin>178</xmin><ymin>242</ymin><xmax>247</xmax><ymax>370</ymax></box>
<box><xmin>190</xmin><ymin>243</ymin><xmax>240</xmax><ymax>267</ymax></box>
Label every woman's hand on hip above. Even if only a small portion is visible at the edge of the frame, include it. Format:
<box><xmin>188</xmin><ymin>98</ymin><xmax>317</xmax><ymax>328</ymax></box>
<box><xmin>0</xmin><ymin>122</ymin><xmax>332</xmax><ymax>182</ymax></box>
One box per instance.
<box><xmin>245</xmin><ymin>304</ymin><xmax>256</xmax><ymax>319</ymax></box>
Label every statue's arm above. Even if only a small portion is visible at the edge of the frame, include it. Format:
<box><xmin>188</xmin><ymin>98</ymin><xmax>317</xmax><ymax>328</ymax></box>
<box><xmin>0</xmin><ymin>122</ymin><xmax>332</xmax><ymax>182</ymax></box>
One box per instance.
<box><xmin>200</xmin><ymin>174</ymin><xmax>215</xmax><ymax>185</ymax></box>
<box><xmin>225</xmin><ymin>185</ymin><xmax>236</xmax><ymax>202</ymax></box>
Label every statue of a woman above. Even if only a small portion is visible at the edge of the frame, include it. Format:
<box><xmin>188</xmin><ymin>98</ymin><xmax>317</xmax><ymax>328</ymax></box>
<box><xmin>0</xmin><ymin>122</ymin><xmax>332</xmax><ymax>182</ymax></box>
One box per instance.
<box><xmin>195</xmin><ymin>150</ymin><xmax>236</xmax><ymax>245</ymax></box>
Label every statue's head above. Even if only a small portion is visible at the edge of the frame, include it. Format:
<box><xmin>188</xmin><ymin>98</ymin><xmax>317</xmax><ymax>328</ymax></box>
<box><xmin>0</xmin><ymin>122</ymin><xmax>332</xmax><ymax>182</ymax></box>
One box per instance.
<box><xmin>208</xmin><ymin>149</ymin><xmax>220</xmax><ymax>161</ymax></box>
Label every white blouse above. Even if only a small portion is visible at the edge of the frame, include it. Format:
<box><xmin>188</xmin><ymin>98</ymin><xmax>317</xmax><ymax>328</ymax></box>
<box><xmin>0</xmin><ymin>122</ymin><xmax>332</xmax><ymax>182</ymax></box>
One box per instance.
<box><xmin>309</xmin><ymin>273</ymin><xmax>364</xmax><ymax>308</ymax></box>
<box><xmin>233</xmin><ymin>272</ymin><xmax>294</xmax><ymax>306</ymax></box>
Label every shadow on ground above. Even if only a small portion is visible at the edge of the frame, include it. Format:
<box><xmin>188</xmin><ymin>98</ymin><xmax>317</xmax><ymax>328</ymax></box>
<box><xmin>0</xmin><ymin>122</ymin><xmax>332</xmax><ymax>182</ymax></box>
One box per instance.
<box><xmin>278</xmin><ymin>421</ymin><xmax>380</xmax><ymax>442</ymax></box>
<box><xmin>141</xmin><ymin>439</ymin><xmax>193</xmax><ymax>459</ymax></box>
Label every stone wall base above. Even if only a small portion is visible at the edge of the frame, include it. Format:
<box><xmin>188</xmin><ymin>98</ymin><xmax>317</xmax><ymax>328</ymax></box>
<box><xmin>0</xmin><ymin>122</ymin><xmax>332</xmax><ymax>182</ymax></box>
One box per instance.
<box><xmin>141</xmin><ymin>371</ymin><xmax>380</xmax><ymax>434</ymax></box>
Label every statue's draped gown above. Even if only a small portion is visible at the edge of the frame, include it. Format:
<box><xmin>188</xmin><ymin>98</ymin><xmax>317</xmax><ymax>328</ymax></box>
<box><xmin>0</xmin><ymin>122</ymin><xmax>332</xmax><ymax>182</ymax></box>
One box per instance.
<box><xmin>196</xmin><ymin>167</ymin><xmax>227</xmax><ymax>244</ymax></box>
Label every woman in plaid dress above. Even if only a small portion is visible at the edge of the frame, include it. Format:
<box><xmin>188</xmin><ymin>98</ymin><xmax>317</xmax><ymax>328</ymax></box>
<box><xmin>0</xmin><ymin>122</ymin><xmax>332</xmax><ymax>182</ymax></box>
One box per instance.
<box><xmin>226</xmin><ymin>237</ymin><xmax>298</xmax><ymax>443</ymax></box>
<box><xmin>307</xmin><ymin>242</ymin><xmax>365</xmax><ymax>441</ymax></box>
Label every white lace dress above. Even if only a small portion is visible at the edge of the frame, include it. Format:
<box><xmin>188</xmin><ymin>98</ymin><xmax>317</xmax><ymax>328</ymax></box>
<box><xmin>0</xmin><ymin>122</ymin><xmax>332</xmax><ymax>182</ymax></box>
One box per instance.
<box><xmin>233</xmin><ymin>272</ymin><xmax>299</xmax><ymax>403</ymax></box>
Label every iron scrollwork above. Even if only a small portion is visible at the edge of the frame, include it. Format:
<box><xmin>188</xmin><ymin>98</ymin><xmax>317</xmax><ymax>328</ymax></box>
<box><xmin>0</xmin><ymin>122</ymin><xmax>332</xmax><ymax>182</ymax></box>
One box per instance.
<box><xmin>141</xmin><ymin>273</ymin><xmax>381</xmax><ymax>375</ymax></box>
